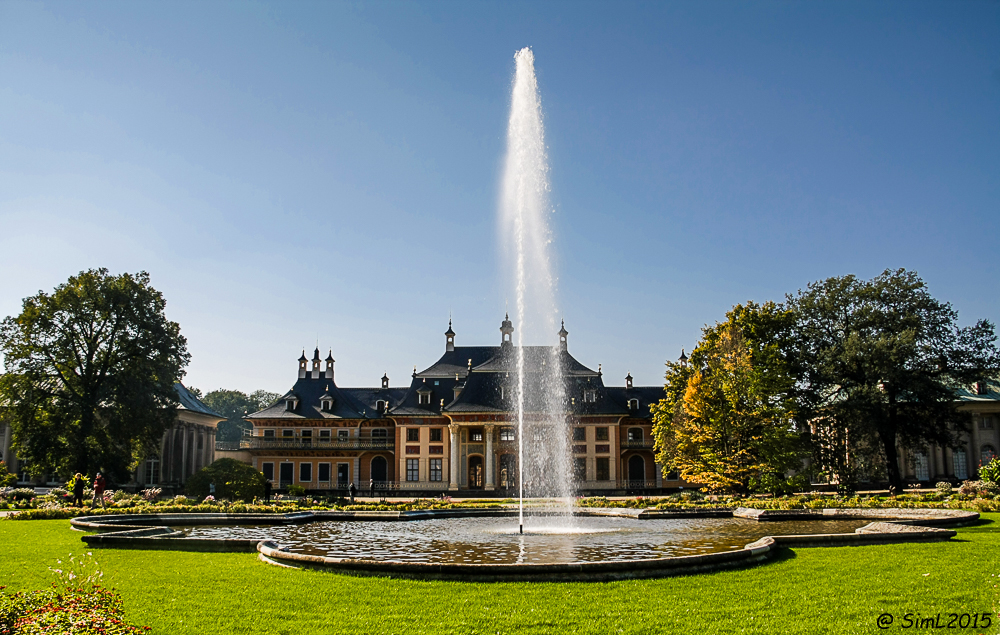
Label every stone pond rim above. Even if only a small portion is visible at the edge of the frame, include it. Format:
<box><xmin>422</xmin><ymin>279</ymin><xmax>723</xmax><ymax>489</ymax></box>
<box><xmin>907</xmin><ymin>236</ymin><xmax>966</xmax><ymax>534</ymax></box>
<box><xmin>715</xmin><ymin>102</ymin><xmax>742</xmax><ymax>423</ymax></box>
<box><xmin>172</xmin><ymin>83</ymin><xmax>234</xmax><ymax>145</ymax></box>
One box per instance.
<box><xmin>69</xmin><ymin>507</ymin><xmax>979</xmax><ymax>582</ymax></box>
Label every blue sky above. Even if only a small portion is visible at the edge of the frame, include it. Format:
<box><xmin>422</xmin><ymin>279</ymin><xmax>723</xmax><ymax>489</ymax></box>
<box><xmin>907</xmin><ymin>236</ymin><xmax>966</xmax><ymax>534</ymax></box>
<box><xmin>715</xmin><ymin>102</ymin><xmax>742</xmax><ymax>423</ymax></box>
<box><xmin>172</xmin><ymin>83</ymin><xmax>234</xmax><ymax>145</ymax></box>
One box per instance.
<box><xmin>1</xmin><ymin>1</ymin><xmax>997</xmax><ymax>394</ymax></box>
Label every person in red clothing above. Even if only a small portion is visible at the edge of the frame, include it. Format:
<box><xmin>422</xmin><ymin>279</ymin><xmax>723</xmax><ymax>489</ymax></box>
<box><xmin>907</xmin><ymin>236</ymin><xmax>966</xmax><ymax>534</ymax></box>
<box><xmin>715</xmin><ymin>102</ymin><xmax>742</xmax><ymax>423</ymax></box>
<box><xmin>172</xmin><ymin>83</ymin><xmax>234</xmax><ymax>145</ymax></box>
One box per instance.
<box><xmin>91</xmin><ymin>472</ymin><xmax>106</xmax><ymax>508</ymax></box>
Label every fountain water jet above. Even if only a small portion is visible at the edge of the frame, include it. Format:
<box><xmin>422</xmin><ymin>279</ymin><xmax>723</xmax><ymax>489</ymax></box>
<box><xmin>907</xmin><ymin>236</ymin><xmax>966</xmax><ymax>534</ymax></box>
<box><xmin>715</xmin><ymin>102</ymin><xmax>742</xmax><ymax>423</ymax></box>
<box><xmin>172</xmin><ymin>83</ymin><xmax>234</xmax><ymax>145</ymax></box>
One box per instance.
<box><xmin>500</xmin><ymin>48</ymin><xmax>573</xmax><ymax>530</ymax></box>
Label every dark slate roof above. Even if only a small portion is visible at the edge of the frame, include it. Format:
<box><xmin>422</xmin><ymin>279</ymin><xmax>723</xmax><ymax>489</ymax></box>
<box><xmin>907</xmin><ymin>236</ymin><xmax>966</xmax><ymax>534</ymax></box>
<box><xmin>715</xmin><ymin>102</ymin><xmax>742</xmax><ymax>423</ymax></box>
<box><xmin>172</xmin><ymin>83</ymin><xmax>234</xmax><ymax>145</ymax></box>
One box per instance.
<box><xmin>604</xmin><ymin>386</ymin><xmax>664</xmax><ymax>420</ymax></box>
<box><xmin>417</xmin><ymin>346</ymin><xmax>500</xmax><ymax>379</ymax></box>
<box><xmin>471</xmin><ymin>345</ymin><xmax>597</xmax><ymax>376</ymax></box>
<box><xmin>955</xmin><ymin>377</ymin><xmax>1000</xmax><ymax>403</ymax></box>
<box><xmin>389</xmin><ymin>374</ymin><xmax>465</xmax><ymax>416</ymax></box>
<box><xmin>246</xmin><ymin>376</ymin><xmax>402</xmax><ymax>420</ymax></box>
<box><xmin>174</xmin><ymin>383</ymin><xmax>224</xmax><ymax>419</ymax></box>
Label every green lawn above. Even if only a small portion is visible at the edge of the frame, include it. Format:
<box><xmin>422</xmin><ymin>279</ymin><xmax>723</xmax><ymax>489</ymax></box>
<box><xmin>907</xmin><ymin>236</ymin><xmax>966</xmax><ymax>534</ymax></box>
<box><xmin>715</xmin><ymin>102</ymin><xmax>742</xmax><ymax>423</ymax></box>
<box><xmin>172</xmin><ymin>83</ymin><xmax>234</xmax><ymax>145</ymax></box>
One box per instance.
<box><xmin>1</xmin><ymin>517</ymin><xmax>998</xmax><ymax>634</ymax></box>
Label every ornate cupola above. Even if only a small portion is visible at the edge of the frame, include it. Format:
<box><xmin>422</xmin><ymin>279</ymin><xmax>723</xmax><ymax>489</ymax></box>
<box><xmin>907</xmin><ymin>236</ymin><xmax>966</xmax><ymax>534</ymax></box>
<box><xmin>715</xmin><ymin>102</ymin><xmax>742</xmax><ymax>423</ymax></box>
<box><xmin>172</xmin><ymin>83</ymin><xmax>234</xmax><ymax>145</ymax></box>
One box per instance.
<box><xmin>679</xmin><ymin>349</ymin><xmax>688</xmax><ymax>365</ymax></box>
<box><xmin>500</xmin><ymin>313</ymin><xmax>514</xmax><ymax>347</ymax></box>
<box><xmin>311</xmin><ymin>347</ymin><xmax>322</xmax><ymax>379</ymax></box>
<box><xmin>445</xmin><ymin>319</ymin><xmax>456</xmax><ymax>352</ymax></box>
<box><xmin>382</xmin><ymin>373</ymin><xmax>389</xmax><ymax>389</ymax></box>
<box><xmin>325</xmin><ymin>350</ymin><xmax>335</xmax><ymax>380</ymax></box>
<box><xmin>626</xmin><ymin>372</ymin><xmax>633</xmax><ymax>389</ymax></box>
<box><xmin>298</xmin><ymin>350</ymin><xmax>308</xmax><ymax>379</ymax></box>
<box><xmin>558</xmin><ymin>319</ymin><xmax>569</xmax><ymax>352</ymax></box>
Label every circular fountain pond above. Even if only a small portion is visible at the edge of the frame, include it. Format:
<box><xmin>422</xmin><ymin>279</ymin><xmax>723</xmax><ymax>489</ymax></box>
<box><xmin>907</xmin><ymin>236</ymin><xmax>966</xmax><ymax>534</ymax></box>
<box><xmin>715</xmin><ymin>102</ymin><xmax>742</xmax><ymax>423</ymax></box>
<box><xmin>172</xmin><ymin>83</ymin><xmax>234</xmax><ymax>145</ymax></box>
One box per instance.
<box><xmin>182</xmin><ymin>515</ymin><xmax>872</xmax><ymax>564</ymax></box>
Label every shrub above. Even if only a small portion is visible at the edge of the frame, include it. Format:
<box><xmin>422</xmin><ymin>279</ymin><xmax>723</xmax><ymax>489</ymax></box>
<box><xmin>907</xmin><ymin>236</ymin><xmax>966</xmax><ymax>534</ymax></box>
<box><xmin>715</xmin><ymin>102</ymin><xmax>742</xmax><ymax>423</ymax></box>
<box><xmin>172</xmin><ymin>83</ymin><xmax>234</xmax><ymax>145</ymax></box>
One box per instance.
<box><xmin>185</xmin><ymin>458</ymin><xmax>265</xmax><ymax>502</ymax></box>
<box><xmin>5</xmin><ymin>488</ymin><xmax>36</xmax><ymax>501</ymax></box>
<box><xmin>959</xmin><ymin>480</ymin><xmax>1000</xmax><ymax>497</ymax></box>
<box><xmin>139</xmin><ymin>488</ymin><xmax>161</xmax><ymax>501</ymax></box>
<box><xmin>978</xmin><ymin>457</ymin><xmax>1000</xmax><ymax>484</ymax></box>
<box><xmin>0</xmin><ymin>462</ymin><xmax>15</xmax><ymax>488</ymax></box>
<box><xmin>287</xmin><ymin>484</ymin><xmax>306</xmax><ymax>497</ymax></box>
<box><xmin>935</xmin><ymin>481</ymin><xmax>953</xmax><ymax>495</ymax></box>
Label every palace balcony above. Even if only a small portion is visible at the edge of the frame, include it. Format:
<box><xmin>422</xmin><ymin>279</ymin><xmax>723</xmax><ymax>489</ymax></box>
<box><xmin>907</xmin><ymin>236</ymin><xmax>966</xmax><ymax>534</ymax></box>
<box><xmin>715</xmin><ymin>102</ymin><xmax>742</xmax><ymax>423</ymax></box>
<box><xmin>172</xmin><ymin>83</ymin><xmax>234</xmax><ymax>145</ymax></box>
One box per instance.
<box><xmin>237</xmin><ymin>438</ymin><xmax>395</xmax><ymax>451</ymax></box>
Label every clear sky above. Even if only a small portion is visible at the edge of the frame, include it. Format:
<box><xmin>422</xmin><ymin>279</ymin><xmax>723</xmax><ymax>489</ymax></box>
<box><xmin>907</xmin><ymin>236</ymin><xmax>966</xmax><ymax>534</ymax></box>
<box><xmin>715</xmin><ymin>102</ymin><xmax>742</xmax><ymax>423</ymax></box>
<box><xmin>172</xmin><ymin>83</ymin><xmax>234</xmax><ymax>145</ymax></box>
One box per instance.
<box><xmin>1</xmin><ymin>1</ymin><xmax>997</xmax><ymax>395</ymax></box>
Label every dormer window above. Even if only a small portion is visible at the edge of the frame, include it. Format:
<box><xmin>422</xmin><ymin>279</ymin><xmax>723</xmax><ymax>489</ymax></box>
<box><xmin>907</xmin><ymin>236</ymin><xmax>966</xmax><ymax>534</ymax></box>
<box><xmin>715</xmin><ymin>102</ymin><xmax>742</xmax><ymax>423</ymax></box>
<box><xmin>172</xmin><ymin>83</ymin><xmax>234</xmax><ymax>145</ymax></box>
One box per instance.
<box><xmin>418</xmin><ymin>392</ymin><xmax>431</xmax><ymax>406</ymax></box>
<box><xmin>321</xmin><ymin>398</ymin><xmax>333</xmax><ymax>412</ymax></box>
<box><xmin>376</xmin><ymin>400</ymin><xmax>386</xmax><ymax>414</ymax></box>
<box><xmin>976</xmin><ymin>381</ymin><xmax>989</xmax><ymax>395</ymax></box>
<box><xmin>629</xmin><ymin>399</ymin><xmax>639</xmax><ymax>411</ymax></box>
<box><xmin>584</xmin><ymin>389</ymin><xmax>596</xmax><ymax>403</ymax></box>
<box><xmin>285</xmin><ymin>398</ymin><xmax>298</xmax><ymax>411</ymax></box>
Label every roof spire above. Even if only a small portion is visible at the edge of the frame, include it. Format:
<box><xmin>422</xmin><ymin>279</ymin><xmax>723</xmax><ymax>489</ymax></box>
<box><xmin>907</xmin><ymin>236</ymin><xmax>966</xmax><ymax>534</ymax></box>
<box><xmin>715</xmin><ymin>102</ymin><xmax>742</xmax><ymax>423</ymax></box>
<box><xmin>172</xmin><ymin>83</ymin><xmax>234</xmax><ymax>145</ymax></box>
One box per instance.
<box><xmin>558</xmin><ymin>319</ymin><xmax>569</xmax><ymax>351</ymax></box>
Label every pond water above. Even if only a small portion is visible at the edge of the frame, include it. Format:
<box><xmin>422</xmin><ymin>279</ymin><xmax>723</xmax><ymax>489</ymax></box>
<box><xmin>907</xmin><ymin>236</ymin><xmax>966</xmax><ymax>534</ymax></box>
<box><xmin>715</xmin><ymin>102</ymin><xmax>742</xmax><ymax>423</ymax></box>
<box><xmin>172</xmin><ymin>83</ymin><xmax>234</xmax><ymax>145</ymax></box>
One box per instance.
<box><xmin>183</xmin><ymin>516</ymin><xmax>871</xmax><ymax>564</ymax></box>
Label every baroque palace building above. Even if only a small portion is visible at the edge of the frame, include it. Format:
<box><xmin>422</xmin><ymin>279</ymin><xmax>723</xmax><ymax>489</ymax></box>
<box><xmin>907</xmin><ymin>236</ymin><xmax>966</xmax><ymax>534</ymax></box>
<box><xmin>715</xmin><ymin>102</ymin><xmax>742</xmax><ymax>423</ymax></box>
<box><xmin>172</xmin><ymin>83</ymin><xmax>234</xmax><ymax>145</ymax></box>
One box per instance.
<box><xmin>242</xmin><ymin>318</ymin><xmax>672</xmax><ymax>495</ymax></box>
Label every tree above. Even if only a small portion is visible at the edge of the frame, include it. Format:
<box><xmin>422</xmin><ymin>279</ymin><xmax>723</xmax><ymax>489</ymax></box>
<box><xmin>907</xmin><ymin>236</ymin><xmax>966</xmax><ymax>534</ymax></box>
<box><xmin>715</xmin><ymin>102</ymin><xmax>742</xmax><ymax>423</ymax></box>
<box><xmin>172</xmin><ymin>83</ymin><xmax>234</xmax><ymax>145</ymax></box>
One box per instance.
<box><xmin>201</xmin><ymin>389</ymin><xmax>280</xmax><ymax>442</ymax></box>
<box><xmin>652</xmin><ymin>302</ymin><xmax>804</xmax><ymax>494</ymax></box>
<box><xmin>0</xmin><ymin>269</ymin><xmax>189</xmax><ymax>481</ymax></box>
<box><xmin>786</xmin><ymin>269</ymin><xmax>1000</xmax><ymax>494</ymax></box>
<box><xmin>185</xmin><ymin>458</ymin><xmax>265</xmax><ymax>501</ymax></box>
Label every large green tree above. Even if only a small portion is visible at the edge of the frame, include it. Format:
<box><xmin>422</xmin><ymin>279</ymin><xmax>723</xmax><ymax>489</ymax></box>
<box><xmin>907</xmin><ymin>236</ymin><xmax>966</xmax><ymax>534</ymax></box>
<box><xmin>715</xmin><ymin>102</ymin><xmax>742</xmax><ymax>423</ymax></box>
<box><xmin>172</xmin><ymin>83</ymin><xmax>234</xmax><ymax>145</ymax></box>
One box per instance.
<box><xmin>0</xmin><ymin>269</ymin><xmax>189</xmax><ymax>481</ymax></box>
<box><xmin>201</xmin><ymin>389</ymin><xmax>280</xmax><ymax>442</ymax></box>
<box><xmin>786</xmin><ymin>269</ymin><xmax>999</xmax><ymax>494</ymax></box>
<box><xmin>652</xmin><ymin>302</ymin><xmax>804</xmax><ymax>493</ymax></box>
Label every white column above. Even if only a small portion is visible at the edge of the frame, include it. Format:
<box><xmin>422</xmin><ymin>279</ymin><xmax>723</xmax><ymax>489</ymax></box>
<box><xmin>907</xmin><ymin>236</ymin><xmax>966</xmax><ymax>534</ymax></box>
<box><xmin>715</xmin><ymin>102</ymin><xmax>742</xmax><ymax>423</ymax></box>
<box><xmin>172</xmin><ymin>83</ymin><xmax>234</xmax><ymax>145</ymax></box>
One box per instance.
<box><xmin>180</xmin><ymin>425</ymin><xmax>189</xmax><ymax>484</ymax></box>
<box><xmin>484</xmin><ymin>424</ymin><xmax>495</xmax><ymax>490</ymax></box>
<box><xmin>449</xmin><ymin>424</ymin><xmax>460</xmax><ymax>490</ymax></box>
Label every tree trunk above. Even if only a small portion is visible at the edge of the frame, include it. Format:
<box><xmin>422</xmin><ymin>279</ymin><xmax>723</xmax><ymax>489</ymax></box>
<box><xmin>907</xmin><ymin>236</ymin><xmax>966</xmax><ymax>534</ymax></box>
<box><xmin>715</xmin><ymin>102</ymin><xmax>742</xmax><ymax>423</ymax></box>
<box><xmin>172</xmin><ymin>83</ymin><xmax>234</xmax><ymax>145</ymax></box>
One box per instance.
<box><xmin>879</xmin><ymin>427</ymin><xmax>903</xmax><ymax>495</ymax></box>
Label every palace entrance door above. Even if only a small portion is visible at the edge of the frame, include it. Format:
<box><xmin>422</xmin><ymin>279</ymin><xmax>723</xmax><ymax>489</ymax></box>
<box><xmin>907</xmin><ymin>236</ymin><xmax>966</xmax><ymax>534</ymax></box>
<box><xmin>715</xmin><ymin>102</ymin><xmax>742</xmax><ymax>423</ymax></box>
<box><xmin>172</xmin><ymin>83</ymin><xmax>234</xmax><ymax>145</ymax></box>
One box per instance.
<box><xmin>468</xmin><ymin>456</ymin><xmax>484</xmax><ymax>489</ymax></box>
<box><xmin>370</xmin><ymin>456</ymin><xmax>387</xmax><ymax>483</ymax></box>
<box><xmin>628</xmin><ymin>455</ymin><xmax>646</xmax><ymax>484</ymax></box>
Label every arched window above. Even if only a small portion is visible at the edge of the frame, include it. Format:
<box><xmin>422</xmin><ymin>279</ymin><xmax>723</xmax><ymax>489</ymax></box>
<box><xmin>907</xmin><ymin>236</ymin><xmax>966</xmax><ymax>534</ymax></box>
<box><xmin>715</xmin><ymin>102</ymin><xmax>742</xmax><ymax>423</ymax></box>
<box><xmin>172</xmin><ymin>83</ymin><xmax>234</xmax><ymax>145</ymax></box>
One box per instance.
<box><xmin>982</xmin><ymin>445</ymin><xmax>997</xmax><ymax>466</ymax></box>
<box><xmin>953</xmin><ymin>449</ymin><xmax>968</xmax><ymax>481</ymax></box>
<box><xmin>628</xmin><ymin>399</ymin><xmax>639</xmax><ymax>411</ymax></box>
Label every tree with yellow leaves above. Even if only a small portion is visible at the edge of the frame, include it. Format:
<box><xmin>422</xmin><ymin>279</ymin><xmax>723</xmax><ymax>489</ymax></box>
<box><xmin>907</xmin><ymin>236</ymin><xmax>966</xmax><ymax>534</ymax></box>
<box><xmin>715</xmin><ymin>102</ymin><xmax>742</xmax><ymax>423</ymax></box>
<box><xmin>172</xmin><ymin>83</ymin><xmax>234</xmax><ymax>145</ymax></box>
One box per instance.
<box><xmin>652</xmin><ymin>302</ymin><xmax>804</xmax><ymax>494</ymax></box>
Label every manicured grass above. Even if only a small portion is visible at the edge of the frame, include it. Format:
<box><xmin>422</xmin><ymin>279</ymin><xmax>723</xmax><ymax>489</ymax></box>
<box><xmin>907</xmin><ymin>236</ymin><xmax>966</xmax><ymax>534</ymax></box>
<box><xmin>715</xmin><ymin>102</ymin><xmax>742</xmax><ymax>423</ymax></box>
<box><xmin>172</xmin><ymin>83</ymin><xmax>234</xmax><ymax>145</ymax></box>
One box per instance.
<box><xmin>1</xmin><ymin>517</ymin><xmax>998</xmax><ymax>634</ymax></box>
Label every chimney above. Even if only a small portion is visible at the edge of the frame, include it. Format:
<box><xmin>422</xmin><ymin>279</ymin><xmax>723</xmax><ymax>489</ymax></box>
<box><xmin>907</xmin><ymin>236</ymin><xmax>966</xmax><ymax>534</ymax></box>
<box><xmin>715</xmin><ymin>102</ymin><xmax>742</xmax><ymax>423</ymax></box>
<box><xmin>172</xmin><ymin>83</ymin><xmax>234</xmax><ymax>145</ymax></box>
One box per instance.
<box><xmin>445</xmin><ymin>320</ymin><xmax>456</xmax><ymax>352</ymax></box>
<box><xmin>325</xmin><ymin>350</ymin><xmax>335</xmax><ymax>380</ymax></box>
<box><xmin>311</xmin><ymin>347</ymin><xmax>321</xmax><ymax>379</ymax></box>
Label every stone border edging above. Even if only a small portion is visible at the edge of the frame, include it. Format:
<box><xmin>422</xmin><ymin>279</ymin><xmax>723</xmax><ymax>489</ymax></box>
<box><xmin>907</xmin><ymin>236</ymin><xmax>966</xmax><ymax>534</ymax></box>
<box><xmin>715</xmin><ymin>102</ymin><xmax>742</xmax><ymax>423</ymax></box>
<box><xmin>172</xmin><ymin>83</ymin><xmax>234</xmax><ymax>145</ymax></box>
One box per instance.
<box><xmin>72</xmin><ymin>507</ymin><xmax>979</xmax><ymax>581</ymax></box>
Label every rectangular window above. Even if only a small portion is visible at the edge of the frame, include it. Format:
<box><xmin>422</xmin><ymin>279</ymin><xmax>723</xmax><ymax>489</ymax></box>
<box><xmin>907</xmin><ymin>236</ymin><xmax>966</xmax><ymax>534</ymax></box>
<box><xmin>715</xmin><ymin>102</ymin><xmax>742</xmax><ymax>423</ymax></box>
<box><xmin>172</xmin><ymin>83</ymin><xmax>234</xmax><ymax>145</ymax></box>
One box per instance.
<box><xmin>981</xmin><ymin>416</ymin><xmax>996</xmax><ymax>430</ymax></box>
<box><xmin>595</xmin><ymin>444</ymin><xmax>610</xmax><ymax>454</ymax></box>
<box><xmin>584</xmin><ymin>390</ymin><xmax>596</xmax><ymax>403</ymax></box>
<box><xmin>430</xmin><ymin>459</ymin><xmax>443</xmax><ymax>482</ymax></box>
<box><xmin>338</xmin><ymin>429</ymin><xmax>349</xmax><ymax>440</ymax></box>
<box><xmin>262</xmin><ymin>462</ymin><xmax>274</xmax><ymax>481</ymax></box>
<box><xmin>470</xmin><ymin>429</ymin><xmax>484</xmax><ymax>442</ymax></box>
<box><xmin>406</xmin><ymin>446</ymin><xmax>420</xmax><ymax>454</ymax></box>
<box><xmin>572</xmin><ymin>427</ymin><xmax>586</xmax><ymax>441</ymax></box>
<box><xmin>573</xmin><ymin>457</ymin><xmax>587</xmax><ymax>480</ymax></box>
<box><xmin>319</xmin><ymin>429</ymin><xmax>331</xmax><ymax>440</ymax></box>
<box><xmin>430</xmin><ymin>428</ymin><xmax>443</xmax><ymax>442</ymax></box>
<box><xmin>429</xmin><ymin>446</ymin><xmax>444</xmax><ymax>454</ymax></box>
<box><xmin>406</xmin><ymin>459</ymin><xmax>420</xmax><ymax>482</ymax></box>
<box><xmin>144</xmin><ymin>457</ymin><xmax>160</xmax><ymax>486</ymax></box>
<box><xmin>263</xmin><ymin>429</ymin><xmax>275</xmax><ymax>439</ymax></box>
<box><xmin>299</xmin><ymin>462</ymin><xmax>312</xmax><ymax>482</ymax></box>
<box><xmin>573</xmin><ymin>444</ymin><xmax>587</xmax><ymax>454</ymax></box>
<box><xmin>418</xmin><ymin>393</ymin><xmax>430</xmax><ymax>405</ymax></box>
<box><xmin>282</xmin><ymin>429</ymin><xmax>294</xmax><ymax>438</ymax></box>
<box><xmin>596</xmin><ymin>457</ymin><xmax>610</xmax><ymax>481</ymax></box>
<box><xmin>318</xmin><ymin>463</ymin><xmax>331</xmax><ymax>482</ymax></box>
<box><xmin>627</xmin><ymin>428</ymin><xmax>643</xmax><ymax>442</ymax></box>
<box><xmin>371</xmin><ymin>428</ymin><xmax>388</xmax><ymax>438</ymax></box>
<box><xmin>500</xmin><ymin>428</ymin><xmax>515</xmax><ymax>441</ymax></box>
<box><xmin>301</xmin><ymin>429</ymin><xmax>312</xmax><ymax>445</ymax></box>
<box><xmin>595</xmin><ymin>427</ymin><xmax>609</xmax><ymax>441</ymax></box>
<box><xmin>407</xmin><ymin>428</ymin><xmax>420</xmax><ymax>442</ymax></box>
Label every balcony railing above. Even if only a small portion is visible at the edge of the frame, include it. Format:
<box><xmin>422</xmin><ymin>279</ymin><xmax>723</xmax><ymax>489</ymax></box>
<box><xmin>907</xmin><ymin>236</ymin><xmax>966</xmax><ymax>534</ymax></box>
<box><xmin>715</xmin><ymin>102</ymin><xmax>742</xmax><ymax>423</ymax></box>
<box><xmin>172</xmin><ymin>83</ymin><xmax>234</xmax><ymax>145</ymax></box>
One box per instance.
<box><xmin>621</xmin><ymin>439</ymin><xmax>654</xmax><ymax>449</ymax></box>
<box><xmin>240</xmin><ymin>438</ymin><xmax>395</xmax><ymax>451</ymax></box>
<box><xmin>618</xmin><ymin>479</ymin><xmax>660</xmax><ymax>490</ymax></box>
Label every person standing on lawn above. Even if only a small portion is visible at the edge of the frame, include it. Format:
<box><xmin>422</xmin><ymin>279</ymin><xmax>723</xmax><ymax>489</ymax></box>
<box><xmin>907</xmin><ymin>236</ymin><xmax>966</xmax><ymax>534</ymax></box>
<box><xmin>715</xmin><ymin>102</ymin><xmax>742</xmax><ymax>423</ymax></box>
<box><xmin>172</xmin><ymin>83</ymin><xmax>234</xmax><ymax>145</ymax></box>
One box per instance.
<box><xmin>369</xmin><ymin>477</ymin><xmax>374</xmax><ymax>498</ymax></box>
<box><xmin>264</xmin><ymin>479</ymin><xmax>272</xmax><ymax>503</ymax></box>
<box><xmin>349</xmin><ymin>482</ymin><xmax>356</xmax><ymax>504</ymax></box>
<box><xmin>91</xmin><ymin>472</ymin><xmax>106</xmax><ymax>508</ymax></box>
<box><xmin>72</xmin><ymin>473</ymin><xmax>85</xmax><ymax>507</ymax></box>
